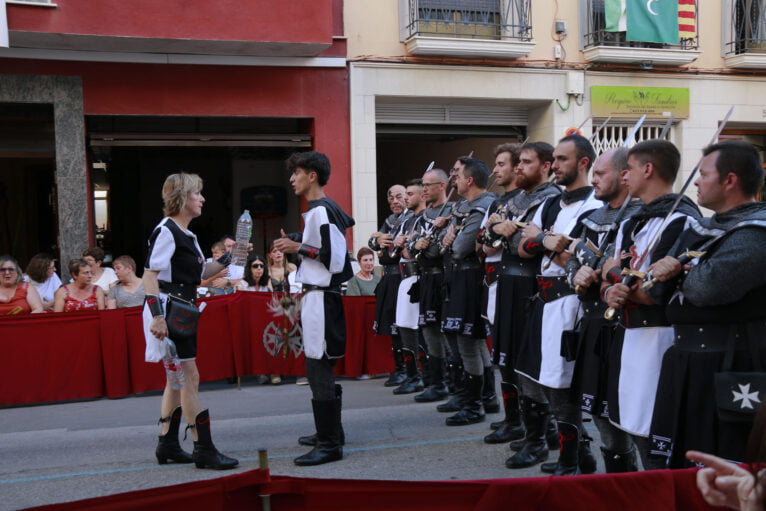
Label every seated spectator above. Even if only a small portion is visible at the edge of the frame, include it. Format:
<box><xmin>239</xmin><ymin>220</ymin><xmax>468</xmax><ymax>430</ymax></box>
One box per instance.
<box><xmin>54</xmin><ymin>258</ymin><xmax>105</xmax><ymax>312</ymax></box>
<box><xmin>268</xmin><ymin>239</ymin><xmax>299</xmax><ymax>293</ymax></box>
<box><xmin>82</xmin><ymin>247</ymin><xmax>118</xmax><ymax>291</ymax></box>
<box><xmin>107</xmin><ymin>255</ymin><xmax>145</xmax><ymax>309</ymax></box>
<box><xmin>345</xmin><ymin>247</ymin><xmax>381</xmax><ymax>296</ymax></box>
<box><xmin>0</xmin><ymin>255</ymin><xmax>43</xmax><ymax>315</ymax></box>
<box><xmin>24</xmin><ymin>252</ymin><xmax>62</xmax><ymax>311</ymax></box>
<box><xmin>237</xmin><ymin>254</ymin><xmax>272</xmax><ymax>292</ymax></box>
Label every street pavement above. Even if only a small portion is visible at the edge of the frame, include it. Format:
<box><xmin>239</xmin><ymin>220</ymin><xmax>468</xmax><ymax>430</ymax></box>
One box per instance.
<box><xmin>0</xmin><ymin>374</ymin><xmax>606</xmax><ymax>510</ymax></box>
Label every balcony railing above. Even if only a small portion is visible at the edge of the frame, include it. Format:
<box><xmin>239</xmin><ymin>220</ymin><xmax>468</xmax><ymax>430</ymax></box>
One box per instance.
<box><xmin>404</xmin><ymin>0</ymin><xmax>532</xmax><ymax>42</ymax></box>
<box><xmin>725</xmin><ymin>0</ymin><xmax>766</xmax><ymax>55</ymax></box>
<box><xmin>582</xmin><ymin>0</ymin><xmax>698</xmax><ymax>51</ymax></box>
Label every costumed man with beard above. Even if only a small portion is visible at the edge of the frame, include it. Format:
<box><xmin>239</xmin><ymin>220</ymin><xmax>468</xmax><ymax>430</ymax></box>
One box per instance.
<box><xmin>439</xmin><ymin>157</ymin><xmax>497</xmax><ymax>425</ymax></box>
<box><xmin>513</xmin><ymin>134</ymin><xmax>602</xmax><ymax>474</ymax></box>
<box><xmin>567</xmin><ymin>147</ymin><xmax>643</xmax><ymax>472</ymax></box>
<box><xmin>370</xmin><ymin>184</ymin><xmax>411</xmax><ymax>387</ymax></box>
<box><xmin>478</xmin><ymin>143</ymin><xmax>523</xmax><ymax>442</ymax></box>
<box><xmin>483</xmin><ymin>142</ymin><xmax>562</xmax><ymax>449</ymax></box>
<box><xmin>601</xmin><ymin>139</ymin><xmax>701</xmax><ymax>470</ymax></box>
<box><xmin>391</xmin><ymin>179</ymin><xmax>427</xmax><ymax>394</ymax></box>
<box><xmin>647</xmin><ymin>140</ymin><xmax>766</xmax><ymax>468</ymax></box>
<box><xmin>274</xmin><ymin>151</ymin><xmax>354</xmax><ymax>466</ymax></box>
<box><xmin>410</xmin><ymin>168</ymin><xmax>454</xmax><ymax>403</ymax></box>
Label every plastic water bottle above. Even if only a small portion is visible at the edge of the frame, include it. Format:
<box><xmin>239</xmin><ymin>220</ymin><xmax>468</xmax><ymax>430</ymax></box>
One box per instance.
<box><xmin>163</xmin><ymin>339</ymin><xmax>185</xmax><ymax>390</ymax></box>
<box><xmin>229</xmin><ymin>210</ymin><xmax>252</xmax><ymax>279</ymax></box>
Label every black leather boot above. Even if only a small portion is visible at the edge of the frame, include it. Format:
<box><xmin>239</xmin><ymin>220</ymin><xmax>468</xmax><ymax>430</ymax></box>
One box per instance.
<box><xmin>481</xmin><ymin>366</ymin><xmax>500</xmax><ymax>414</ymax></box>
<box><xmin>298</xmin><ymin>384</ymin><xmax>345</xmax><ymax>446</ymax></box>
<box><xmin>484</xmin><ymin>383</ymin><xmax>525</xmax><ymax>444</ymax></box>
<box><xmin>191</xmin><ymin>410</ymin><xmax>239</xmax><ymax>470</ymax></box>
<box><xmin>437</xmin><ymin>362</ymin><xmax>466</xmax><ymax>412</ymax></box>
<box><xmin>541</xmin><ymin>421</ymin><xmax>581</xmax><ymax>476</ymax></box>
<box><xmin>546</xmin><ymin>413</ymin><xmax>560</xmax><ymax>450</ymax></box>
<box><xmin>294</xmin><ymin>399</ymin><xmax>343</xmax><ymax>466</ymax></box>
<box><xmin>505</xmin><ymin>398</ymin><xmax>549</xmax><ymax>468</ymax></box>
<box><xmin>446</xmin><ymin>373</ymin><xmax>485</xmax><ymax>426</ymax></box>
<box><xmin>415</xmin><ymin>356</ymin><xmax>449</xmax><ymax>402</ymax></box>
<box><xmin>579</xmin><ymin>433</ymin><xmax>597</xmax><ymax>474</ymax></box>
<box><xmin>418</xmin><ymin>336</ymin><xmax>431</xmax><ymax>388</ymax></box>
<box><xmin>384</xmin><ymin>345</ymin><xmax>407</xmax><ymax>387</ymax></box>
<box><xmin>393</xmin><ymin>348</ymin><xmax>424</xmax><ymax>394</ymax></box>
<box><xmin>156</xmin><ymin>406</ymin><xmax>193</xmax><ymax>465</ymax></box>
<box><xmin>602</xmin><ymin>446</ymin><xmax>639</xmax><ymax>473</ymax></box>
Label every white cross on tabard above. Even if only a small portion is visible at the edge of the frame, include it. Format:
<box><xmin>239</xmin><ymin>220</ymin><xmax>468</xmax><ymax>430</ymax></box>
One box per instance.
<box><xmin>732</xmin><ymin>383</ymin><xmax>761</xmax><ymax>410</ymax></box>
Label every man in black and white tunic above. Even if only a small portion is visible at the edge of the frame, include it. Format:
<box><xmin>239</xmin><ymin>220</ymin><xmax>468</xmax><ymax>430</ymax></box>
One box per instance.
<box><xmin>410</xmin><ymin>168</ymin><xmax>454</xmax><ymax>403</ymax></box>
<box><xmin>601</xmin><ymin>139</ymin><xmax>700</xmax><ymax>470</ymax></box>
<box><xmin>513</xmin><ymin>134</ymin><xmax>602</xmax><ymax>474</ymax></box>
<box><xmin>439</xmin><ymin>157</ymin><xmax>497</xmax><ymax>426</ymax></box>
<box><xmin>391</xmin><ymin>179</ymin><xmax>426</xmax><ymax>394</ymax></box>
<box><xmin>647</xmin><ymin>140</ymin><xmax>766</xmax><ymax>468</ymax></box>
<box><xmin>370</xmin><ymin>185</ymin><xmax>411</xmax><ymax>387</ymax></box>
<box><xmin>482</xmin><ymin>142</ymin><xmax>561</xmax><ymax>449</ymax></box>
<box><xmin>568</xmin><ymin>148</ymin><xmax>643</xmax><ymax>472</ymax></box>
<box><xmin>274</xmin><ymin>151</ymin><xmax>354</xmax><ymax>467</ymax></box>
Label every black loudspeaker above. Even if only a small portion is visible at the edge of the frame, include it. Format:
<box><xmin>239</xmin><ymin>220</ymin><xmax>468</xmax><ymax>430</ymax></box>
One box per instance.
<box><xmin>241</xmin><ymin>186</ymin><xmax>287</xmax><ymax>218</ymax></box>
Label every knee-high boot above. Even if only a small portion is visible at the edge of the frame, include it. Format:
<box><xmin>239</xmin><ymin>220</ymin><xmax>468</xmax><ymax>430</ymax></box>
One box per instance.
<box><xmin>437</xmin><ymin>360</ymin><xmax>466</xmax><ymax>412</ymax></box>
<box><xmin>602</xmin><ymin>446</ymin><xmax>639</xmax><ymax>473</ymax></box>
<box><xmin>294</xmin><ymin>399</ymin><xmax>343</xmax><ymax>466</ymax></box>
<box><xmin>541</xmin><ymin>421</ymin><xmax>581</xmax><ymax>476</ymax></box>
<box><xmin>384</xmin><ymin>337</ymin><xmax>407</xmax><ymax>387</ymax></box>
<box><xmin>393</xmin><ymin>347</ymin><xmax>424</xmax><ymax>394</ymax></box>
<box><xmin>155</xmin><ymin>406</ymin><xmax>193</xmax><ymax>464</ymax></box>
<box><xmin>484</xmin><ymin>382</ymin><xmax>525</xmax><ymax>444</ymax></box>
<box><xmin>481</xmin><ymin>366</ymin><xmax>500</xmax><ymax>413</ymax></box>
<box><xmin>505</xmin><ymin>398</ymin><xmax>549</xmax><ymax>468</ymax></box>
<box><xmin>541</xmin><ymin>428</ymin><xmax>597</xmax><ymax>474</ymax></box>
<box><xmin>298</xmin><ymin>384</ymin><xmax>345</xmax><ymax>446</ymax></box>
<box><xmin>414</xmin><ymin>356</ymin><xmax>449</xmax><ymax>402</ymax></box>
<box><xmin>445</xmin><ymin>373</ymin><xmax>485</xmax><ymax>426</ymax></box>
<box><xmin>191</xmin><ymin>410</ymin><xmax>239</xmax><ymax>470</ymax></box>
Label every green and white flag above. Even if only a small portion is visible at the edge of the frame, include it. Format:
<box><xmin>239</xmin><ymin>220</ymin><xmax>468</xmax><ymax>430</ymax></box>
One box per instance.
<box><xmin>626</xmin><ymin>0</ymin><xmax>679</xmax><ymax>44</ymax></box>
<box><xmin>605</xmin><ymin>0</ymin><xmax>627</xmax><ymax>32</ymax></box>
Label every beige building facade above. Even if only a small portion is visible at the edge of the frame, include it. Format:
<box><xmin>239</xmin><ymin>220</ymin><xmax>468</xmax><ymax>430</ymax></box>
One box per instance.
<box><xmin>345</xmin><ymin>0</ymin><xmax>766</xmax><ymax>250</ymax></box>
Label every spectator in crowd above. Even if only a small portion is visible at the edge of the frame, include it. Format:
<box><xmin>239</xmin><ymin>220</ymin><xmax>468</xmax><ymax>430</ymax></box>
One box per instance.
<box><xmin>24</xmin><ymin>253</ymin><xmax>61</xmax><ymax>311</ymax></box>
<box><xmin>345</xmin><ymin>247</ymin><xmax>380</xmax><ymax>296</ymax></box>
<box><xmin>236</xmin><ymin>254</ymin><xmax>272</xmax><ymax>292</ymax></box>
<box><xmin>0</xmin><ymin>255</ymin><xmax>43</xmax><ymax>314</ymax></box>
<box><xmin>82</xmin><ymin>247</ymin><xmax>118</xmax><ymax>291</ymax></box>
<box><xmin>200</xmin><ymin>241</ymin><xmax>228</xmax><ymax>289</ymax></box>
<box><xmin>107</xmin><ymin>255</ymin><xmax>146</xmax><ymax>309</ymax></box>
<box><xmin>268</xmin><ymin>239</ymin><xmax>299</xmax><ymax>293</ymax></box>
<box><xmin>54</xmin><ymin>258</ymin><xmax>105</xmax><ymax>312</ymax></box>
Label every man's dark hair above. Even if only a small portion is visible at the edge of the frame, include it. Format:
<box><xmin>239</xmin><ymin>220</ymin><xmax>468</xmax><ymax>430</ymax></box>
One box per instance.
<box><xmin>494</xmin><ymin>142</ymin><xmax>522</xmax><ymax>167</ymax></box>
<box><xmin>457</xmin><ymin>157</ymin><xmax>489</xmax><ymax>189</ymax></box>
<box><xmin>406</xmin><ymin>178</ymin><xmax>423</xmax><ymax>187</ymax></box>
<box><xmin>559</xmin><ymin>134</ymin><xmax>597</xmax><ymax>171</ymax></box>
<box><xmin>520</xmin><ymin>141</ymin><xmax>555</xmax><ymax>165</ymax></box>
<box><xmin>608</xmin><ymin>147</ymin><xmax>629</xmax><ymax>172</ymax></box>
<box><xmin>703</xmin><ymin>140</ymin><xmax>765</xmax><ymax>197</ymax></box>
<box><xmin>286</xmin><ymin>151</ymin><xmax>331</xmax><ymax>186</ymax></box>
<box><xmin>628</xmin><ymin>139</ymin><xmax>681</xmax><ymax>184</ymax></box>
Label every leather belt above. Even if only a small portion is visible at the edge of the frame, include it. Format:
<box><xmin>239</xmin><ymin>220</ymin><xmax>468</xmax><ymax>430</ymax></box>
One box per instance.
<box><xmin>500</xmin><ymin>260</ymin><xmax>536</xmax><ymax>278</ymax></box>
<box><xmin>159</xmin><ymin>281</ymin><xmax>197</xmax><ymax>302</ymax></box>
<box><xmin>580</xmin><ymin>298</ymin><xmax>607</xmax><ymax>318</ymax></box>
<box><xmin>382</xmin><ymin>264</ymin><xmax>401</xmax><ymax>276</ymax></box>
<box><xmin>302</xmin><ymin>284</ymin><xmax>341</xmax><ymax>294</ymax></box>
<box><xmin>537</xmin><ymin>276</ymin><xmax>574</xmax><ymax>303</ymax></box>
<box><xmin>399</xmin><ymin>261</ymin><xmax>420</xmax><ymax>279</ymax></box>
<box><xmin>452</xmin><ymin>262</ymin><xmax>483</xmax><ymax>272</ymax></box>
<box><xmin>420</xmin><ymin>266</ymin><xmax>443</xmax><ymax>275</ymax></box>
<box><xmin>619</xmin><ymin>304</ymin><xmax>669</xmax><ymax>329</ymax></box>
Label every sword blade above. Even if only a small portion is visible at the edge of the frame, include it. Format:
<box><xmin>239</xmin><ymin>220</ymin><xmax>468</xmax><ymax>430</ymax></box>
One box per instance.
<box><xmin>622</xmin><ymin>114</ymin><xmax>647</xmax><ymax>148</ymax></box>
<box><xmin>659</xmin><ymin>114</ymin><xmax>674</xmax><ymax>140</ymax></box>
<box><xmin>589</xmin><ymin>116</ymin><xmax>612</xmax><ymax>142</ymax></box>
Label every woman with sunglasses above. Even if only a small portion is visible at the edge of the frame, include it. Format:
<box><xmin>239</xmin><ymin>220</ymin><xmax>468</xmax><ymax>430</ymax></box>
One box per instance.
<box><xmin>237</xmin><ymin>254</ymin><xmax>272</xmax><ymax>292</ymax></box>
<box><xmin>0</xmin><ymin>255</ymin><xmax>43</xmax><ymax>315</ymax></box>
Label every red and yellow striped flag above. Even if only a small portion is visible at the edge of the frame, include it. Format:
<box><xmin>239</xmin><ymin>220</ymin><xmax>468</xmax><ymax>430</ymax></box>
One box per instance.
<box><xmin>679</xmin><ymin>0</ymin><xmax>696</xmax><ymax>39</ymax></box>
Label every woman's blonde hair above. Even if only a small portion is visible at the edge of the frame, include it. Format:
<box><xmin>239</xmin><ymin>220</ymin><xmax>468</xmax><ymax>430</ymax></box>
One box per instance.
<box><xmin>162</xmin><ymin>173</ymin><xmax>203</xmax><ymax>217</ymax></box>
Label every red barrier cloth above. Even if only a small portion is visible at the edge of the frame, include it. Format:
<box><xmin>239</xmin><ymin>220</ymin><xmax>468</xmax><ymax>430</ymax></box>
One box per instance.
<box><xmin>0</xmin><ymin>294</ymin><xmax>389</xmax><ymax>405</ymax></box>
<box><xmin>25</xmin><ymin>468</ymin><xmax>715</xmax><ymax>511</ymax></box>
